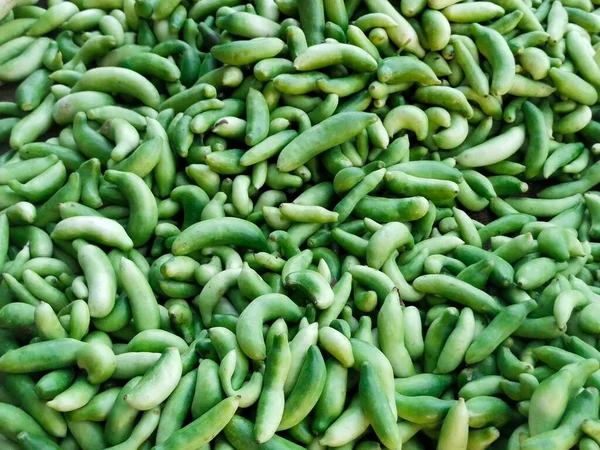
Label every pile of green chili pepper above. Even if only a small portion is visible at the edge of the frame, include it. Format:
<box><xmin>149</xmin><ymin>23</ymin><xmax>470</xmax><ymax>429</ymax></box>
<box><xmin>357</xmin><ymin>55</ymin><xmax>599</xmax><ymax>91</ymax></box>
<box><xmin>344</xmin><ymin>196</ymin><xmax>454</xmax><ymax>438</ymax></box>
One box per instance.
<box><xmin>4</xmin><ymin>0</ymin><xmax>600</xmax><ymax>448</ymax></box>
